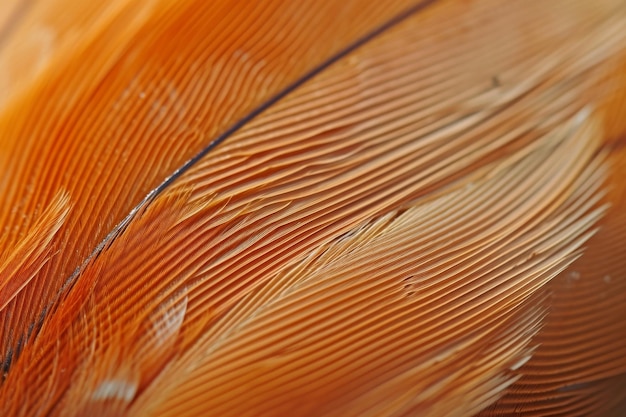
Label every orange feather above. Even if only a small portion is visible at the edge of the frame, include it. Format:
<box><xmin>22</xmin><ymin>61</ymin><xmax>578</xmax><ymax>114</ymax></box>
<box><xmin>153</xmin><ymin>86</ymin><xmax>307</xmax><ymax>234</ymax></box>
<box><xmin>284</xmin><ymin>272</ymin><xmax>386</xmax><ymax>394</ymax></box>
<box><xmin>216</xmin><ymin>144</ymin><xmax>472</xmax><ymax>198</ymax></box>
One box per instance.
<box><xmin>0</xmin><ymin>0</ymin><xmax>625</xmax><ymax>416</ymax></box>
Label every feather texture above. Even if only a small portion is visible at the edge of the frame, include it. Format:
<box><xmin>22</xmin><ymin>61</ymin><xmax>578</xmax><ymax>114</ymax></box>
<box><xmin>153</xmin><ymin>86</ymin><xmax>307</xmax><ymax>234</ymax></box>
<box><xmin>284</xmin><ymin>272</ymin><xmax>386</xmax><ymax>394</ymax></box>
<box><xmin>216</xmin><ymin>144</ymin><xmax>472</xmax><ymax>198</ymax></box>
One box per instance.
<box><xmin>0</xmin><ymin>0</ymin><xmax>625</xmax><ymax>416</ymax></box>
<box><xmin>0</xmin><ymin>0</ymin><xmax>424</xmax><ymax>370</ymax></box>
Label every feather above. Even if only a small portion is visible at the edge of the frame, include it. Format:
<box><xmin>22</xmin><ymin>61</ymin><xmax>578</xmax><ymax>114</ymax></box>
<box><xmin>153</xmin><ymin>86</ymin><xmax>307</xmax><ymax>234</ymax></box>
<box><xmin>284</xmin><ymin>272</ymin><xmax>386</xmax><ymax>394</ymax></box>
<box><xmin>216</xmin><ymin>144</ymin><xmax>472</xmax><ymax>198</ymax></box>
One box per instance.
<box><xmin>480</xmin><ymin>146</ymin><xmax>626</xmax><ymax>416</ymax></box>
<box><xmin>0</xmin><ymin>0</ymin><xmax>425</xmax><ymax>371</ymax></box>
<box><xmin>0</xmin><ymin>0</ymin><xmax>624</xmax><ymax>416</ymax></box>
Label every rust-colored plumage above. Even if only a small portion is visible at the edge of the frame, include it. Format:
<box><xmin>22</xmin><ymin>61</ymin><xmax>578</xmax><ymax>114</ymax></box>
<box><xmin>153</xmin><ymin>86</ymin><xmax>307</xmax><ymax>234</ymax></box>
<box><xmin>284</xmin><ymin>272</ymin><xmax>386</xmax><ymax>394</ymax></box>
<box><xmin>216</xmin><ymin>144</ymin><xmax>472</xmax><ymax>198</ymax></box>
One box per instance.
<box><xmin>0</xmin><ymin>0</ymin><xmax>625</xmax><ymax>416</ymax></box>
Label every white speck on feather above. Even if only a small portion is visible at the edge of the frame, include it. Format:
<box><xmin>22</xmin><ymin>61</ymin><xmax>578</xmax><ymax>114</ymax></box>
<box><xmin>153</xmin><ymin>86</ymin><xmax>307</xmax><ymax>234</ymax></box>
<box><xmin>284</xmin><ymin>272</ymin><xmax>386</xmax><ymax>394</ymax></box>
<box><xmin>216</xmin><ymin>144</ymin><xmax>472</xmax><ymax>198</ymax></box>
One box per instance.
<box><xmin>574</xmin><ymin>106</ymin><xmax>591</xmax><ymax>126</ymax></box>
<box><xmin>510</xmin><ymin>354</ymin><xmax>533</xmax><ymax>371</ymax></box>
<box><xmin>152</xmin><ymin>294</ymin><xmax>188</xmax><ymax>345</ymax></box>
<box><xmin>233</xmin><ymin>49</ymin><xmax>250</xmax><ymax>61</ymax></box>
<box><xmin>91</xmin><ymin>379</ymin><xmax>137</xmax><ymax>402</ymax></box>
<box><xmin>603</xmin><ymin>275</ymin><xmax>612</xmax><ymax>284</ymax></box>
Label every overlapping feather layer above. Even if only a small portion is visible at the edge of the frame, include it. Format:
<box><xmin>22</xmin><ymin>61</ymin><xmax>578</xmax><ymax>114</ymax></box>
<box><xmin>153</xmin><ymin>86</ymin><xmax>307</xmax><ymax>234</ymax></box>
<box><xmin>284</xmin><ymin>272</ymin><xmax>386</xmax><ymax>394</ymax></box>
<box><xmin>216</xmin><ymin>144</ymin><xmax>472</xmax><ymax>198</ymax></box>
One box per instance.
<box><xmin>0</xmin><ymin>0</ymin><xmax>624</xmax><ymax>416</ymax></box>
